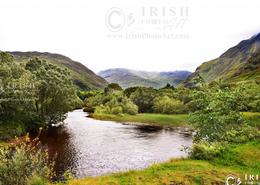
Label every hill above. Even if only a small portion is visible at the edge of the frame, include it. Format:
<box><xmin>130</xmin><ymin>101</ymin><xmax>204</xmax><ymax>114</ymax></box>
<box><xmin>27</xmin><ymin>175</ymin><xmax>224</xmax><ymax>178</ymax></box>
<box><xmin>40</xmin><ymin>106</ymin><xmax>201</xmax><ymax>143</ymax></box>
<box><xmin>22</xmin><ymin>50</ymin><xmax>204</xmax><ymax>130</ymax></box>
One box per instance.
<box><xmin>98</xmin><ymin>68</ymin><xmax>191</xmax><ymax>88</ymax></box>
<box><xmin>7</xmin><ymin>51</ymin><xmax>108</xmax><ymax>90</ymax></box>
<box><xmin>184</xmin><ymin>33</ymin><xmax>260</xmax><ymax>86</ymax></box>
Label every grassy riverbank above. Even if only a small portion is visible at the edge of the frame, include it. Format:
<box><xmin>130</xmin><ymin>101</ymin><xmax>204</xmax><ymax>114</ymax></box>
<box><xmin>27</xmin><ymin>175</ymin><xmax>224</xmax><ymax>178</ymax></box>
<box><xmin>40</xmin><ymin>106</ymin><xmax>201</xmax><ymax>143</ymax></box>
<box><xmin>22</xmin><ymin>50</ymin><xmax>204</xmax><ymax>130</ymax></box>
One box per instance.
<box><xmin>91</xmin><ymin>112</ymin><xmax>260</xmax><ymax>128</ymax></box>
<box><xmin>56</xmin><ymin>141</ymin><xmax>260</xmax><ymax>185</ymax></box>
<box><xmin>91</xmin><ymin>113</ymin><xmax>189</xmax><ymax>127</ymax></box>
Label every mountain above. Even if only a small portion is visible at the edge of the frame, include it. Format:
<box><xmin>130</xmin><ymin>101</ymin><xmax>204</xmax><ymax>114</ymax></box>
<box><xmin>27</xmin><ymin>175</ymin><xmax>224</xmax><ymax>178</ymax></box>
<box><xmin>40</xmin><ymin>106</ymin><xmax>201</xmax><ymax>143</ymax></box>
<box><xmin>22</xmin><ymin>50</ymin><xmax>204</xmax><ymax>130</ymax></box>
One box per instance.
<box><xmin>184</xmin><ymin>33</ymin><xmax>260</xmax><ymax>86</ymax></box>
<box><xmin>7</xmin><ymin>51</ymin><xmax>108</xmax><ymax>90</ymax></box>
<box><xmin>98</xmin><ymin>68</ymin><xmax>191</xmax><ymax>88</ymax></box>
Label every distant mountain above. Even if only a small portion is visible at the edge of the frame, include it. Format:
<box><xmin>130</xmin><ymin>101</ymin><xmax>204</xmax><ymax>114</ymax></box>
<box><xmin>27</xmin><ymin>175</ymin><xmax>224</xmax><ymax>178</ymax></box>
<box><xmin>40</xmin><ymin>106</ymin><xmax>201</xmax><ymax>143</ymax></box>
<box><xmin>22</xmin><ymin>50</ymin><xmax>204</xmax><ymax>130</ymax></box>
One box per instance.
<box><xmin>184</xmin><ymin>33</ymin><xmax>260</xmax><ymax>86</ymax></box>
<box><xmin>98</xmin><ymin>68</ymin><xmax>191</xmax><ymax>88</ymax></box>
<box><xmin>7</xmin><ymin>51</ymin><xmax>108</xmax><ymax>90</ymax></box>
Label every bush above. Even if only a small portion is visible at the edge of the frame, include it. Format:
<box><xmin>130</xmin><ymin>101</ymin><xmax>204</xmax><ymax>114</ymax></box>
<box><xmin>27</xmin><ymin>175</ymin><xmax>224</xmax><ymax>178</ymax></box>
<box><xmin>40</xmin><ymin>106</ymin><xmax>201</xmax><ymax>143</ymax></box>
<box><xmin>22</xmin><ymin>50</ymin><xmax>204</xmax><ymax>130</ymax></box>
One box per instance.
<box><xmin>153</xmin><ymin>96</ymin><xmax>186</xmax><ymax>114</ymax></box>
<box><xmin>0</xmin><ymin>136</ymin><xmax>54</xmax><ymax>185</ymax></box>
<box><xmin>224</xmin><ymin>126</ymin><xmax>260</xmax><ymax>143</ymax></box>
<box><xmin>0</xmin><ymin>121</ymin><xmax>25</xmax><ymax>140</ymax></box>
<box><xmin>111</xmin><ymin>106</ymin><xmax>123</xmax><ymax>115</ymax></box>
<box><xmin>189</xmin><ymin>142</ymin><xmax>225</xmax><ymax>160</ymax></box>
<box><xmin>122</xmin><ymin>100</ymin><xmax>138</xmax><ymax>115</ymax></box>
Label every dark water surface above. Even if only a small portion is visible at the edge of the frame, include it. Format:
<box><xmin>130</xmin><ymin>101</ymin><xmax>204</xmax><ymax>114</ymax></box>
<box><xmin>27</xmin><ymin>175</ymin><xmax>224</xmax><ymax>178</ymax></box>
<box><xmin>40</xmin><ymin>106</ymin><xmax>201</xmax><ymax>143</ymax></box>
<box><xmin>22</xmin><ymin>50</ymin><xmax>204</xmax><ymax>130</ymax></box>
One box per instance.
<box><xmin>37</xmin><ymin>110</ymin><xmax>192</xmax><ymax>180</ymax></box>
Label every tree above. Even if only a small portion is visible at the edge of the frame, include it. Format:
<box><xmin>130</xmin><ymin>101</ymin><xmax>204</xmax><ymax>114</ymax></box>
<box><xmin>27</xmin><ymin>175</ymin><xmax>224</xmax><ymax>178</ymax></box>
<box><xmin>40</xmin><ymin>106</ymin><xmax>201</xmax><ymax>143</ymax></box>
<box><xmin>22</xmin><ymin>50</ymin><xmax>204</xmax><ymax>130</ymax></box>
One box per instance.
<box><xmin>130</xmin><ymin>87</ymin><xmax>157</xmax><ymax>113</ymax></box>
<box><xmin>25</xmin><ymin>58</ymin><xmax>80</xmax><ymax>125</ymax></box>
<box><xmin>189</xmin><ymin>87</ymin><xmax>257</xmax><ymax>143</ymax></box>
<box><xmin>104</xmin><ymin>83</ymin><xmax>122</xmax><ymax>93</ymax></box>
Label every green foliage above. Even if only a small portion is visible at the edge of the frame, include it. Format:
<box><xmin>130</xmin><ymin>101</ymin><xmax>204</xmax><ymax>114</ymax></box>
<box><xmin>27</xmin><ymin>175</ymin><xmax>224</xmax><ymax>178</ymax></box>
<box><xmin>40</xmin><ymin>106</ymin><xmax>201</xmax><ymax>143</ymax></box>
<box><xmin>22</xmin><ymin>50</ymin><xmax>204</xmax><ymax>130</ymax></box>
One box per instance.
<box><xmin>77</xmin><ymin>90</ymin><xmax>100</xmax><ymax>100</ymax></box>
<box><xmin>0</xmin><ymin>136</ymin><xmax>53</xmax><ymax>185</ymax></box>
<box><xmin>0</xmin><ymin>121</ymin><xmax>25</xmax><ymax>140</ymax></box>
<box><xmin>94</xmin><ymin>91</ymin><xmax>138</xmax><ymax>115</ymax></box>
<box><xmin>25</xmin><ymin>58</ymin><xmax>80</xmax><ymax>125</ymax></box>
<box><xmin>0</xmin><ymin>52</ymin><xmax>81</xmax><ymax>138</ymax></box>
<box><xmin>104</xmin><ymin>83</ymin><xmax>123</xmax><ymax>93</ymax></box>
<box><xmin>189</xmin><ymin>85</ymin><xmax>259</xmax><ymax>143</ymax></box>
<box><xmin>189</xmin><ymin>142</ymin><xmax>225</xmax><ymax>160</ymax></box>
<box><xmin>129</xmin><ymin>87</ymin><xmax>157</xmax><ymax>113</ymax></box>
<box><xmin>153</xmin><ymin>96</ymin><xmax>186</xmax><ymax>114</ymax></box>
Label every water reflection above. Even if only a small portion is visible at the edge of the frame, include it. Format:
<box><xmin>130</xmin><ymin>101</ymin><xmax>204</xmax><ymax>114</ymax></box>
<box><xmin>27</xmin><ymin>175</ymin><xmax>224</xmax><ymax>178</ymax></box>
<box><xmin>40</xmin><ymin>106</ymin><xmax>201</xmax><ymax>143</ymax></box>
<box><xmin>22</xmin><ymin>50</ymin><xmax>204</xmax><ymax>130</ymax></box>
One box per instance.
<box><xmin>35</xmin><ymin>110</ymin><xmax>192</xmax><ymax>180</ymax></box>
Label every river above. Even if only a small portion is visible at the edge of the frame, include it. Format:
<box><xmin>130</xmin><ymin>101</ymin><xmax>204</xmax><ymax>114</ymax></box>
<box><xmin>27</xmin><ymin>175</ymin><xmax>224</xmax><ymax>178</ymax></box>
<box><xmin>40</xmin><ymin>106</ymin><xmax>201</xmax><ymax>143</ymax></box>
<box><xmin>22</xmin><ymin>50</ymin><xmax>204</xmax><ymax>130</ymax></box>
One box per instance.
<box><xmin>36</xmin><ymin>109</ymin><xmax>192</xmax><ymax>180</ymax></box>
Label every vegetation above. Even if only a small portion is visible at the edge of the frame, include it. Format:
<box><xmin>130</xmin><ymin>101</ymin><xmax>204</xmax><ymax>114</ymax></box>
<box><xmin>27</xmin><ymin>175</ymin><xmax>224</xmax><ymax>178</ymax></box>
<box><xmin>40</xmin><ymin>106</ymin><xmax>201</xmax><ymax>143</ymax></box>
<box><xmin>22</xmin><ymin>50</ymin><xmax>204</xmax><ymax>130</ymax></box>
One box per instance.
<box><xmin>0</xmin><ymin>136</ymin><xmax>53</xmax><ymax>185</ymax></box>
<box><xmin>189</xmin><ymin>85</ymin><xmax>259</xmax><ymax>143</ymax></box>
<box><xmin>92</xmin><ymin>113</ymin><xmax>189</xmax><ymax>127</ymax></box>
<box><xmin>0</xmin><ymin>52</ymin><xmax>81</xmax><ymax>139</ymax></box>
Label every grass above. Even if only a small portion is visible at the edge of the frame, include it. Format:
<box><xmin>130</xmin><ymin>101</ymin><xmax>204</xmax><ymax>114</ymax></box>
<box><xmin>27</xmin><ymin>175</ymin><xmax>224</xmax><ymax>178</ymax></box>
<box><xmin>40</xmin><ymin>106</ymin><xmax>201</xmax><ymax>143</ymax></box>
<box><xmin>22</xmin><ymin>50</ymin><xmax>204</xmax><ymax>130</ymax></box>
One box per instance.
<box><xmin>92</xmin><ymin>112</ymin><xmax>260</xmax><ymax>128</ymax></box>
<box><xmin>55</xmin><ymin>141</ymin><xmax>260</xmax><ymax>185</ymax></box>
<box><xmin>91</xmin><ymin>113</ymin><xmax>190</xmax><ymax>127</ymax></box>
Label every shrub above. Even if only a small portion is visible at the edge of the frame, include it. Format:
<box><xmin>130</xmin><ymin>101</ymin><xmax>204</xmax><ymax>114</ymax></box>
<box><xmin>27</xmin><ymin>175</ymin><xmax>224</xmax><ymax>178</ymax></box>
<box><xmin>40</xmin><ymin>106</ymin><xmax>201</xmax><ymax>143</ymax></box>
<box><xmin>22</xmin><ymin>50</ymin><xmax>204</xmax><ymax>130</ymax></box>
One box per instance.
<box><xmin>153</xmin><ymin>96</ymin><xmax>186</xmax><ymax>114</ymax></box>
<box><xmin>122</xmin><ymin>100</ymin><xmax>138</xmax><ymax>115</ymax></box>
<box><xmin>224</xmin><ymin>126</ymin><xmax>260</xmax><ymax>143</ymax></box>
<box><xmin>0</xmin><ymin>136</ymin><xmax>54</xmax><ymax>185</ymax></box>
<box><xmin>189</xmin><ymin>142</ymin><xmax>225</xmax><ymax>160</ymax></box>
<box><xmin>0</xmin><ymin>121</ymin><xmax>25</xmax><ymax>140</ymax></box>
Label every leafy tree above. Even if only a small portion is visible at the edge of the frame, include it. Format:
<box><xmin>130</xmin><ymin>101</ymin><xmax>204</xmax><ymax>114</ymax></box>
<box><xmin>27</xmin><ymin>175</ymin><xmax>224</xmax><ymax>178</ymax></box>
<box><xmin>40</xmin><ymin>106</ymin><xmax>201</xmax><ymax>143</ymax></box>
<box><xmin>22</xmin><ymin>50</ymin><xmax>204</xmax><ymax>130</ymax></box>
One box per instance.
<box><xmin>0</xmin><ymin>52</ymin><xmax>81</xmax><ymax>137</ymax></box>
<box><xmin>189</xmin><ymin>87</ymin><xmax>257</xmax><ymax>143</ymax></box>
<box><xmin>25</xmin><ymin>58</ymin><xmax>80</xmax><ymax>125</ymax></box>
<box><xmin>130</xmin><ymin>87</ymin><xmax>157</xmax><ymax>113</ymax></box>
<box><xmin>123</xmin><ymin>87</ymin><xmax>140</xmax><ymax>98</ymax></box>
<box><xmin>104</xmin><ymin>83</ymin><xmax>123</xmax><ymax>93</ymax></box>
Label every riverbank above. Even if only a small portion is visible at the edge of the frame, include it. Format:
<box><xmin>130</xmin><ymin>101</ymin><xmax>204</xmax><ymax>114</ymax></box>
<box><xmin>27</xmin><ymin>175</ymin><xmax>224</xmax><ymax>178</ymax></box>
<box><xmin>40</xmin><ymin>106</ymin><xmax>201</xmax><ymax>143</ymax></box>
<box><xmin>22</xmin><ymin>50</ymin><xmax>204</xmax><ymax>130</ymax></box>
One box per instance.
<box><xmin>55</xmin><ymin>141</ymin><xmax>260</xmax><ymax>185</ymax></box>
<box><xmin>90</xmin><ymin>113</ymin><xmax>190</xmax><ymax>127</ymax></box>
<box><xmin>90</xmin><ymin>112</ymin><xmax>260</xmax><ymax>128</ymax></box>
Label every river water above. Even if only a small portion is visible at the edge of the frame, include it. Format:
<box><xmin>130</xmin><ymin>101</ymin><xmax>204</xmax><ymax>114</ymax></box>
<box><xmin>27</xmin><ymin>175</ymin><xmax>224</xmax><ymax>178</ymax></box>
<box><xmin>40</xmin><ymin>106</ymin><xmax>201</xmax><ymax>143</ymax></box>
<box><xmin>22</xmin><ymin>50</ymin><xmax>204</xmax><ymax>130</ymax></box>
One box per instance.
<box><xmin>37</xmin><ymin>110</ymin><xmax>192</xmax><ymax>180</ymax></box>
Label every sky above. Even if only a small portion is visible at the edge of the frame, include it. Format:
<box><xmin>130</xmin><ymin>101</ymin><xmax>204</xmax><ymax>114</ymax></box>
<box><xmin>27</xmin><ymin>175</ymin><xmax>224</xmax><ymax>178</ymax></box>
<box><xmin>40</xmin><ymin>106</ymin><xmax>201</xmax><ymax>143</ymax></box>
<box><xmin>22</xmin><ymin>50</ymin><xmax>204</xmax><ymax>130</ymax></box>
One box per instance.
<box><xmin>0</xmin><ymin>0</ymin><xmax>260</xmax><ymax>73</ymax></box>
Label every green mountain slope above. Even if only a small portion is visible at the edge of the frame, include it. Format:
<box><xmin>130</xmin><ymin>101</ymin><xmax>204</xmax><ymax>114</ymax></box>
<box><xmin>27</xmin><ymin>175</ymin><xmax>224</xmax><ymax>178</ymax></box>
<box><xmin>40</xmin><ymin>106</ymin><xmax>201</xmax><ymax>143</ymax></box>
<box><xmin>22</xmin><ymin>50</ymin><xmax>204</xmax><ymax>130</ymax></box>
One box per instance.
<box><xmin>7</xmin><ymin>51</ymin><xmax>108</xmax><ymax>90</ymax></box>
<box><xmin>184</xmin><ymin>33</ymin><xmax>260</xmax><ymax>86</ymax></box>
<box><xmin>98</xmin><ymin>68</ymin><xmax>191</xmax><ymax>88</ymax></box>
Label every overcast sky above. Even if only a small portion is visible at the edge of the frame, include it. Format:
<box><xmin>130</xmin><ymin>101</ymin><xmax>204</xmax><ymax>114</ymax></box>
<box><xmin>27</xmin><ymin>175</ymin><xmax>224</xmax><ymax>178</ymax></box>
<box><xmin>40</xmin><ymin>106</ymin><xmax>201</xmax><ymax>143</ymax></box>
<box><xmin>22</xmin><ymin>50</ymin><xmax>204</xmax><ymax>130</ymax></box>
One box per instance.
<box><xmin>0</xmin><ymin>0</ymin><xmax>260</xmax><ymax>73</ymax></box>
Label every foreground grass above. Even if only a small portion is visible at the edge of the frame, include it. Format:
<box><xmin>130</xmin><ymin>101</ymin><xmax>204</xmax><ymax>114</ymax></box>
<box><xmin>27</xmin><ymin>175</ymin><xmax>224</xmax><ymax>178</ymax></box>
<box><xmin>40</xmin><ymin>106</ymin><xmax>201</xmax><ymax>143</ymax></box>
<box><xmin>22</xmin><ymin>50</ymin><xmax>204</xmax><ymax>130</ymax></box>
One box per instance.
<box><xmin>91</xmin><ymin>113</ymin><xmax>189</xmax><ymax>127</ymax></box>
<box><xmin>55</xmin><ymin>141</ymin><xmax>260</xmax><ymax>185</ymax></box>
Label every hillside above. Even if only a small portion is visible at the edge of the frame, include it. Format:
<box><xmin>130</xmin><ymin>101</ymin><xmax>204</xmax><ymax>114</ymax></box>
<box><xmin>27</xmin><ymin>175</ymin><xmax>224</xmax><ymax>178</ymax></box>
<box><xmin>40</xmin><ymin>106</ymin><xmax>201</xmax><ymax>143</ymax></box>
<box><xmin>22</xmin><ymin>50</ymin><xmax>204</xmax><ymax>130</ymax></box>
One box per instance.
<box><xmin>7</xmin><ymin>51</ymin><xmax>108</xmax><ymax>90</ymax></box>
<box><xmin>184</xmin><ymin>33</ymin><xmax>260</xmax><ymax>86</ymax></box>
<box><xmin>98</xmin><ymin>68</ymin><xmax>191</xmax><ymax>88</ymax></box>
